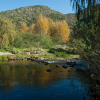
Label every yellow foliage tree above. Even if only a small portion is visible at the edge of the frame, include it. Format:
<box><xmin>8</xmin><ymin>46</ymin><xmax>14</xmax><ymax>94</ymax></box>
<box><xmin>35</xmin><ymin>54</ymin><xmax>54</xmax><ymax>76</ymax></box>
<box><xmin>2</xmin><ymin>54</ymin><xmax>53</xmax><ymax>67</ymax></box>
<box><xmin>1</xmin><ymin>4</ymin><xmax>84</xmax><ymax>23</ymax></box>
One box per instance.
<box><xmin>28</xmin><ymin>24</ymin><xmax>35</xmax><ymax>33</ymax></box>
<box><xmin>50</xmin><ymin>20</ymin><xmax>70</xmax><ymax>42</ymax></box>
<box><xmin>33</xmin><ymin>14</ymin><xmax>70</xmax><ymax>42</ymax></box>
<box><xmin>47</xmin><ymin>18</ymin><xmax>54</xmax><ymax>35</ymax></box>
<box><xmin>20</xmin><ymin>22</ymin><xmax>28</xmax><ymax>33</ymax></box>
<box><xmin>34</xmin><ymin>14</ymin><xmax>49</xmax><ymax>35</ymax></box>
<box><xmin>0</xmin><ymin>17</ymin><xmax>18</xmax><ymax>47</ymax></box>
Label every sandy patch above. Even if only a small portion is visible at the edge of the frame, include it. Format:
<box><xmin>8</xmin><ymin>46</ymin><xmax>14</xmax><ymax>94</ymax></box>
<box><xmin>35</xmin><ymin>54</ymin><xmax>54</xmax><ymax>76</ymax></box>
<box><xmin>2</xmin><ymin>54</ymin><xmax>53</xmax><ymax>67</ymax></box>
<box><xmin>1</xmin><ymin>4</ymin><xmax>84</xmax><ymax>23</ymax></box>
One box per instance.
<box><xmin>0</xmin><ymin>52</ymin><xmax>12</xmax><ymax>55</ymax></box>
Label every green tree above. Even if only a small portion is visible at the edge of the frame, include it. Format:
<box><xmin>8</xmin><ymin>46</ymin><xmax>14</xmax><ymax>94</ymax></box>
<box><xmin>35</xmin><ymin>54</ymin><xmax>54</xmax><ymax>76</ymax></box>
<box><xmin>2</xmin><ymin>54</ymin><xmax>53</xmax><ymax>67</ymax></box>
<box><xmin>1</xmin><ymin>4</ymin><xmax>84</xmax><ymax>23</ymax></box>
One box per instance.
<box><xmin>70</xmin><ymin>0</ymin><xmax>100</xmax><ymax>72</ymax></box>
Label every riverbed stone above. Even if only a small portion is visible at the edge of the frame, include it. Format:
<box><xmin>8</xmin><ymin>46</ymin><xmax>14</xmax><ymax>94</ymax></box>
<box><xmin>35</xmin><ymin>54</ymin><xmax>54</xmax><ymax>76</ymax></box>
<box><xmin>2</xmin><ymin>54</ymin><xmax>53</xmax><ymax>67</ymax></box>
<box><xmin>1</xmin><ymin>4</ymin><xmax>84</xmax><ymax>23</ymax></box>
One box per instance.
<box><xmin>45</xmin><ymin>62</ymin><xmax>49</xmax><ymax>65</ymax></box>
<box><xmin>56</xmin><ymin>65</ymin><xmax>60</xmax><ymax>67</ymax></box>
<box><xmin>62</xmin><ymin>65</ymin><xmax>67</xmax><ymax>68</ymax></box>
<box><xmin>46</xmin><ymin>68</ymin><xmax>52</xmax><ymax>72</ymax></box>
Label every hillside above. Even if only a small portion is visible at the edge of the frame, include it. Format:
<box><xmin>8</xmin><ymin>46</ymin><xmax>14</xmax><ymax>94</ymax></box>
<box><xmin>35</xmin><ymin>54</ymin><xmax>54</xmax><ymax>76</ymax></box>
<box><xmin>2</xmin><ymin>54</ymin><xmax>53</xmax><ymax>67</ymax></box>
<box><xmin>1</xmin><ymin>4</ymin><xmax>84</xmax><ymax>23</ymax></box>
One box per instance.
<box><xmin>0</xmin><ymin>5</ymin><xmax>77</xmax><ymax>29</ymax></box>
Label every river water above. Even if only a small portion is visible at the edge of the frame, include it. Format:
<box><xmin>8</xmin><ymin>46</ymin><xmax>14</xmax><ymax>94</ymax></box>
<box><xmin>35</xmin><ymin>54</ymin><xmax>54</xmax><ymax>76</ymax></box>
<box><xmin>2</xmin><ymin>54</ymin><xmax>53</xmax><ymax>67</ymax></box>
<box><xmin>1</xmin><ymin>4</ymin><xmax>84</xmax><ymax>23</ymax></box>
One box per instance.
<box><xmin>0</xmin><ymin>60</ymin><xmax>94</xmax><ymax>100</ymax></box>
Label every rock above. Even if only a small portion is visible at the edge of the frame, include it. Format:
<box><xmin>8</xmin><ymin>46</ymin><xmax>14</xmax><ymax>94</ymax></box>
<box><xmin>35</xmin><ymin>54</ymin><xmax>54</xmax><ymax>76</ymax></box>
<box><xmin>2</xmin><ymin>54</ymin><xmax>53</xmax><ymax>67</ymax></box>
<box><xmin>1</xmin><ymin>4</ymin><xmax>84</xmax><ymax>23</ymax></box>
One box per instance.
<box><xmin>24</xmin><ymin>50</ymin><xmax>30</xmax><ymax>55</ymax></box>
<box><xmin>41</xmin><ymin>61</ymin><xmax>45</xmax><ymax>63</ymax></box>
<box><xmin>35</xmin><ymin>57</ymin><xmax>38</xmax><ymax>60</ymax></box>
<box><xmin>11</xmin><ymin>50</ymin><xmax>18</xmax><ymax>54</ymax></box>
<box><xmin>56</xmin><ymin>58</ymin><xmax>65</xmax><ymax>60</ymax></box>
<box><xmin>31</xmin><ymin>58</ymin><xmax>35</xmax><ymax>61</ymax></box>
<box><xmin>31</xmin><ymin>57</ymin><xmax>38</xmax><ymax>61</ymax></box>
<box><xmin>27</xmin><ymin>58</ymin><xmax>31</xmax><ymax>60</ymax></box>
<box><xmin>56</xmin><ymin>65</ymin><xmax>59</xmax><ymax>67</ymax></box>
<box><xmin>66</xmin><ymin>61</ymin><xmax>77</xmax><ymax>67</ymax></box>
<box><xmin>60</xmin><ymin>58</ymin><xmax>65</xmax><ymax>60</ymax></box>
<box><xmin>71</xmin><ymin>62</ymin><xmax>77</xmax><ymax>66</ymax></box>
<box><xmin>38</xmin><ymin>57</ymin><xmax>44</xmax><ymax>60</ymax></box>
<box><xmin>46</xmin><ymin>68</ymin><xmax>52</xmax><ymax>72</ymax></box>
<box><xmin>62</xmin><ymin>65</ymin><xmax>67</xmax><ymax>68</ymax></box>
<box><xmin>45</xmin><ymin>62</ymin><xmax>49</xmax><ymax>65</ymax></box>
<box><xmin>23</xmin><ymin>57</ymin><xmax>27</xmax><ymax>60</ymax></box>
<box><xmin>32</xmin><ymin>50</ymin><xmax>37</xmax><ymax>54</ymax></box>
<box><xmin>36</xmin><ymin>51</ymin><xmax>41</xmax><ymax>54</ymax></box>
<box><xmin>8</xmin><ymin>56</ymin><xmax>20</xmax><ymax>60</ymax></box>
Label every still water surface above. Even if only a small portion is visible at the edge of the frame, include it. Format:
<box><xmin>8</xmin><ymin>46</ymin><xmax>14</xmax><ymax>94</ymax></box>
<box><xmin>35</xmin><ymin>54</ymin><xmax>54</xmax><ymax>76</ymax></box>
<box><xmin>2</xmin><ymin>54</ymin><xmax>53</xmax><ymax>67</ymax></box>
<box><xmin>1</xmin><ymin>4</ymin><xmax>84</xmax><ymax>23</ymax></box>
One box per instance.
<box><xmin>0</xmin><ymin>61</ymin><xmax>91</xmax><ymax>100</ymax></box>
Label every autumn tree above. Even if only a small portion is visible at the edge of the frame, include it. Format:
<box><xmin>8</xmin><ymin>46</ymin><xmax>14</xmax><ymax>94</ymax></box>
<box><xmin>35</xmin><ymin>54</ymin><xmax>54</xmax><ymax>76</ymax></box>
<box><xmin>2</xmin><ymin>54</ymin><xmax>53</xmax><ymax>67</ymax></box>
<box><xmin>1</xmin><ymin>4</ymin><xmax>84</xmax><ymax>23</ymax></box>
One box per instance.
<box><xmin>47</xmin><ymin>18</ymin><xmax>54</xmax><ymax>35</ymax></box>
<box><xmin>34</xmin><ymin>14</ymin><xmax>49</xmax><ymax>35</ymax></box>
<box><xmin>0</xmin><ymin>16</ymin><xmax>18</xmax><ymax>48</ymax></box>
<box><xmin>50</xmin><ymin>20</ymin><xmax>70</xmax><ymax>42</ymax></box>
<box><xmin>20</xmin><ymin>22</ymin><xmax>28</xmax><ymax>33</ymax></box>
<box><xmin>34</xmin><ymin>14</ymin><xmax>70</xmax><ymax>42</ymax></box>
<box><xmin>28</xmin><ymin>24</ymin><xmax>35</xmax><ymax>33</ymax></box>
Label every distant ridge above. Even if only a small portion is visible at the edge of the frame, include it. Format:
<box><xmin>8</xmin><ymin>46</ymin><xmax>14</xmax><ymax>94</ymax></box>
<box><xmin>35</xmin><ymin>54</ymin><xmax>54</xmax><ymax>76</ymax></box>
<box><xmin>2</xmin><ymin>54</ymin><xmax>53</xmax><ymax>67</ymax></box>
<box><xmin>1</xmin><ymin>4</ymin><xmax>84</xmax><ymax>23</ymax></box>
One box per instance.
<box><xmin>0</xmin><ymin>5</ymin><xmax>76</xmax><ymax>29</ymax></box>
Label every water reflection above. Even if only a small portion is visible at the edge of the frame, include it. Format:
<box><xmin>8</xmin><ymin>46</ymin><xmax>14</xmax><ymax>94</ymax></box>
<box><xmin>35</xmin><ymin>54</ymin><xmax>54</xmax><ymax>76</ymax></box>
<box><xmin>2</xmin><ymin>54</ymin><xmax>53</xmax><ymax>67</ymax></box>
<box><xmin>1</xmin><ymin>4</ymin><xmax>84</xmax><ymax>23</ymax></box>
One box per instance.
<box><xmin>0</xmin><ymin>61</ymin><xmax>91</xmax><ymax>100</ymax></box>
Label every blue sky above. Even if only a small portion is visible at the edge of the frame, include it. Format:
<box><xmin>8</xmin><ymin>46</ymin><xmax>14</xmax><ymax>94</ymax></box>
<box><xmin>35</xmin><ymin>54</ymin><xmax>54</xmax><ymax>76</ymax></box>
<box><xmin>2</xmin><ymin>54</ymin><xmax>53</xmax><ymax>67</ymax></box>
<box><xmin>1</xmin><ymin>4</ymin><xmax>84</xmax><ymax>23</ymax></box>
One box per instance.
<box><xmin>0</xmin><ymin>0</ymin><xmax>75</xmax><ymax>14</ymax></box>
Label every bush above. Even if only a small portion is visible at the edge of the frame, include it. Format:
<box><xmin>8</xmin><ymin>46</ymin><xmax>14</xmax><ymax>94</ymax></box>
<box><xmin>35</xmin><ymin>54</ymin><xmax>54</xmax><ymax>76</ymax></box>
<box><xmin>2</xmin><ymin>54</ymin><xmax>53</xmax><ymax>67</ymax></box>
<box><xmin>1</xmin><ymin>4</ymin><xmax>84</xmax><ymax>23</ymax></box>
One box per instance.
<box><xmin>13</xmin><ymin>33</ymin><xmax>55</xmax><ymax>49</ymax></box>
<box><xmin>69</xmin><ymin>20</ymin><xmax>100</xmax><ymax>71</ymax></box>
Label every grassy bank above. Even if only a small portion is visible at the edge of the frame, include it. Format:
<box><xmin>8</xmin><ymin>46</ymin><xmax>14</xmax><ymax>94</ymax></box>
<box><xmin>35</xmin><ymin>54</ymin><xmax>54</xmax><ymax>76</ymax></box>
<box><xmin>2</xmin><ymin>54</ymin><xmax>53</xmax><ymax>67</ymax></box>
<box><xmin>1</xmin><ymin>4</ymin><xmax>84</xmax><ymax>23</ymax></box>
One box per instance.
<box><xmin>0</xmin><ymin>46</ymin><xmax>79</xmax><ymax>61</ymax></box>
<box><xmin>0</xmin><ymin>33</ymin><xmax>79</xmax><ymax>61</ymax></box>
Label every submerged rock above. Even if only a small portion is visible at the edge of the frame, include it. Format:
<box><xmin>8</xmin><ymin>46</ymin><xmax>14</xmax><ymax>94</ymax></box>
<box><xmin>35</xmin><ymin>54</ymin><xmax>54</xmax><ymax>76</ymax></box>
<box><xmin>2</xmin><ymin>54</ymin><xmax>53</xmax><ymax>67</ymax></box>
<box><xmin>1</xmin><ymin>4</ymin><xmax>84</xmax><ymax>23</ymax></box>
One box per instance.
<box><xmin>66</xmin><ymin>61</ymin><xmax>77</xmax><ymax>67</ymax></box>
<box><xmin>62</xmin><ymin>65</ymin><xmax>67</xmax><ymax>68</ymax></box>
<box><xmin>46</xmin><ymin>68</ymin><xmax>52</xmax><ymax>72</ymax></box>
<box><xmin>56</xmin><ymin>65</ymin><xmax>59</xmax><ymax>67</ymax></box>
<box><xmin>45</xmin><ymin>62</ymin><xmax>49</xmax><ymax>65</ymax></box>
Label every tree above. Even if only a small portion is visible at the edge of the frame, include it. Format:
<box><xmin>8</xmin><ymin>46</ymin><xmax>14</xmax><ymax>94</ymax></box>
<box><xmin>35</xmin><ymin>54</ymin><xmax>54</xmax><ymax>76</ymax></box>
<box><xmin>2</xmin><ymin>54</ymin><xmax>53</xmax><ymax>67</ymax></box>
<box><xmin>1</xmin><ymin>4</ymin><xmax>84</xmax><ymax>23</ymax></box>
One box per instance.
<box><xmin>70</xmin><ymin>0</ymin><xmax>100</xmax><ymax>72</ymax></box>
<box><xmin>28</xmin><ymin>24</ymin><xmax>35</xmax><ymax>33</ymax></box>
<box><xmin>47</xmin><ymin>18</ymin><xmax>54</xmax><ymax>35</ymax></box>
<box><xmin>34</xmin><ymin>14</ymin><xmax>49</xmax><ymax>35</ymax></box>
<box><xmin>0</xmin><ymin>17</ymin><xmax>18</xmax><ymax>48</ymax></box>
<box><xmin>70</xmin><ymin>0</ymin><xmax>100</xmax><ymax>24</ymax></box>
<box><xmin>20</xmin><ymin>22</ymin><xmax>28</xmax><ymax>33</ymax></box>
<box><xmin>50</xmin><ymin>20</ymin><xmax>70</xmax><ymax>42</ymax></box>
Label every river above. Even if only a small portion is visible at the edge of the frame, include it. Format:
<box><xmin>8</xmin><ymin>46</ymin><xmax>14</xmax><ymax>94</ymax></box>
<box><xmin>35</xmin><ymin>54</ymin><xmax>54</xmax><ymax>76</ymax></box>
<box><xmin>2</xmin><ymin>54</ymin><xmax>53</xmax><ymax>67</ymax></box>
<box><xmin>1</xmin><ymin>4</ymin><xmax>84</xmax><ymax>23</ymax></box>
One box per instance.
<box><xmin>0</xmin><ymin>60</ymin><xmax>96</xmax><ymax>100</ymax></box>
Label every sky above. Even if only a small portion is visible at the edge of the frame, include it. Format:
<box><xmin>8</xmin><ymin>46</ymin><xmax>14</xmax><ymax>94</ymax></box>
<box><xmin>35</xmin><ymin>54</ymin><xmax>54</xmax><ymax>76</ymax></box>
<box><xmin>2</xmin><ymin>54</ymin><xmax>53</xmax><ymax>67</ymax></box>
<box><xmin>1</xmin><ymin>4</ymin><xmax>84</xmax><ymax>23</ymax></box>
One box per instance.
<box><xmin>0</xmin><ymin>0</ymin><xmax>75</xmax><ymax>14</ymax></box>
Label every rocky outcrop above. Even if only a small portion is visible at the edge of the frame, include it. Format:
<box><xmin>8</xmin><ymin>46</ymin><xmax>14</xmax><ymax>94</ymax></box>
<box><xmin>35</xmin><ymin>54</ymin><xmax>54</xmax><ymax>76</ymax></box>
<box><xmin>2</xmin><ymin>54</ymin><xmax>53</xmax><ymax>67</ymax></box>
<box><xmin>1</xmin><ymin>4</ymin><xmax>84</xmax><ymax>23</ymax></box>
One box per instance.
<box><xmin>8</xmin><ymin>56</ymin><xmax>21</xmax><ymax>60</ymax></box>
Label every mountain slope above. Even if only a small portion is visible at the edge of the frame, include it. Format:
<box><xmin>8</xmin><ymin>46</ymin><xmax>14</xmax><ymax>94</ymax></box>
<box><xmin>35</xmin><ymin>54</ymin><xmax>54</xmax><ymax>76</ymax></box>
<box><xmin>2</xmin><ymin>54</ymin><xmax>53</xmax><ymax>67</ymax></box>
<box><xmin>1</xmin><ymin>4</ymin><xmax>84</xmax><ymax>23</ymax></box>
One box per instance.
<box><xmin>0</xmin><ymin>5</ymin><xmax>77</xmax><ymax>29</ymax></box>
